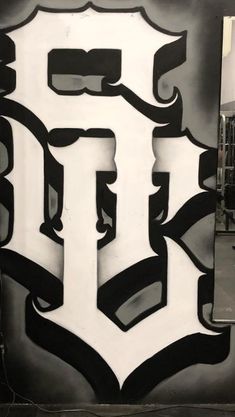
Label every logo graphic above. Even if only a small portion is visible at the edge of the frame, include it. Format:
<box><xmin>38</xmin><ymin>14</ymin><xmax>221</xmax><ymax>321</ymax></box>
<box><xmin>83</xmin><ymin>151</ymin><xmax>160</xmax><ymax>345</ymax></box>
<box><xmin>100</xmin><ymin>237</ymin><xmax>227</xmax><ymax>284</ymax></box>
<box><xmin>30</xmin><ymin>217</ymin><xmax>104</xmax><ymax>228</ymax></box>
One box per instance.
<box><xmin>0</xmin><ymin>3</ymin><xmax>230</xmax><ymax>402</ymax></box>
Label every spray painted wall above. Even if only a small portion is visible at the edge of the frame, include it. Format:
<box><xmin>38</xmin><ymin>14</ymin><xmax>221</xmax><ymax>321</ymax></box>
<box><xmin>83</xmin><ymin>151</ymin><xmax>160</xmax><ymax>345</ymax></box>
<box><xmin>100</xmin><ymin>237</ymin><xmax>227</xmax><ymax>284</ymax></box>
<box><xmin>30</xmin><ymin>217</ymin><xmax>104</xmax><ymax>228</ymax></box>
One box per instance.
<box><xmin>221</xmin><ymin>20</ymin><xmax>235</xmax><ymax>107</ymax></box>
<box><xmin>0</xmin><ymin>0</ymin><xmax>234</xmax><ymax>405</ymax></box>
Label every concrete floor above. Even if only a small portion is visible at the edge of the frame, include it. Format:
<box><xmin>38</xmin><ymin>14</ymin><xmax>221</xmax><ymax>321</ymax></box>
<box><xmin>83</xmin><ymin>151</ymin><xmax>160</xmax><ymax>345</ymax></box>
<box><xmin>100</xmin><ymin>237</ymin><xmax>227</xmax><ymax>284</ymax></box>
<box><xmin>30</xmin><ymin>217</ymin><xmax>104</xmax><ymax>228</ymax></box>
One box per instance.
<box><xmin>213</xmin><ymin>234</ymin><xmax>235</xmax><ymax>322</ymax></box>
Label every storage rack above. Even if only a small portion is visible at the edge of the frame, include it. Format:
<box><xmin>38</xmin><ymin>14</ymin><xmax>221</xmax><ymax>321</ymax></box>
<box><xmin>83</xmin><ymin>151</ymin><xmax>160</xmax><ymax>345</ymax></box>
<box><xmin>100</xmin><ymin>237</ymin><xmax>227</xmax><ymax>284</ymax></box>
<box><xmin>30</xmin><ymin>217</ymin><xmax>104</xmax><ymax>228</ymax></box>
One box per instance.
<box><xmin>217</xmin><ymin>112</ymin><xmax>235</xmax><ymax>233</ymax></box>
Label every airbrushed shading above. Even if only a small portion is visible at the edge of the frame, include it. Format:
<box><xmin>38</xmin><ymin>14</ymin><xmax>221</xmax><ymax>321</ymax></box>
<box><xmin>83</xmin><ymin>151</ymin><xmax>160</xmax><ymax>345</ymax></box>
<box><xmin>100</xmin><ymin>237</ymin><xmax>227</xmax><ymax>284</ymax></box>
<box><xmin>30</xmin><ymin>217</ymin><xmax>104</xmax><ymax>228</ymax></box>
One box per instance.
<box><xmin>0</xmin><ymin>1</ymin><xmax>230</xmax><ymax>405</ymax></box>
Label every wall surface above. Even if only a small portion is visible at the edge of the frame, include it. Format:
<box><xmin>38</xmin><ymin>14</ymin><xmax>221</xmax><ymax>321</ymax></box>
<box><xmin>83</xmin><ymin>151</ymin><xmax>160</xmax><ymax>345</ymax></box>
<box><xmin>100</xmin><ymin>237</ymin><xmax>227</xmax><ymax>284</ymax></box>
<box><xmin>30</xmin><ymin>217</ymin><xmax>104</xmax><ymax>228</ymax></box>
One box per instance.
<box><xmin>221</xmin><ymin>20</ymin><xmax>235</xmax><ymax>106</ymax></box>
<box><xmin>0</xmin><ymin>0</ymin><xmax>235</xmax><ymax>407</ymax></box>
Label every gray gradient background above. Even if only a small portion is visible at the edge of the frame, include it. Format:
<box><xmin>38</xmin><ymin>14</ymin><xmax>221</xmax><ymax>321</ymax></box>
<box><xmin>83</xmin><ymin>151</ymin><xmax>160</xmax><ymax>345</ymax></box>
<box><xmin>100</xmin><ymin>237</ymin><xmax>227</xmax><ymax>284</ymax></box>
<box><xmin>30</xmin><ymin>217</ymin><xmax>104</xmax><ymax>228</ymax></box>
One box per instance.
<box><xmin>0</xmin><ymin>0</ymin><xmax>235</xmax><ymax>405</ymax></box>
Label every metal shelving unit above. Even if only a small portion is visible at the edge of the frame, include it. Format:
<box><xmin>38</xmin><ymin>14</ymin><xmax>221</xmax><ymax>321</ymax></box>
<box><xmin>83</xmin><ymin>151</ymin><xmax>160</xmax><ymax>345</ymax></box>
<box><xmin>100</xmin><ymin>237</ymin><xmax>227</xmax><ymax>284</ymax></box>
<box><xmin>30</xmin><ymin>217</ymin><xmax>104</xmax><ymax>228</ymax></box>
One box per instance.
<box><xmin>216</xmin><ymin>112</ymin><xmax>235</xmax><ymax>233</ymax></box>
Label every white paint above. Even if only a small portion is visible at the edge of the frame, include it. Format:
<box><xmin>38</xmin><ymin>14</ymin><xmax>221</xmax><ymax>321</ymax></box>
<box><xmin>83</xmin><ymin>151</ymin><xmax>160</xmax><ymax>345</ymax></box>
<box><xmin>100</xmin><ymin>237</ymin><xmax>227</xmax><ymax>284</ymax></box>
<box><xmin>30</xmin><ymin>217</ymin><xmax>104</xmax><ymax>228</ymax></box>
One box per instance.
<box><xmin>153</xmin><ymin>135</ymin><xmax>204</xmax><ymax>223</ymax></box>
<box><xmin>8</xmin><ymin>8</ymin><xmax>181</xmax><ymax>111</ymax></box>
<box><xmin>98</xmin><ymin>124</ymin><xmax>157</xmax><ymax>285</ymax></box>
<box><xmin>223</xmin><ymin>17</ymin><xmax>232</xmax><ymax>58</ymax></box>
<box><xmin>4</xmin><ymin>117</ymin><xmax>63</xmax><ymax>278</ymax></box>
<box><xmin>37</xmin><ymin>237</ymin><xmax>216</xmax><ymax>387</ymax></box>
<box><xmin>4</xmin><ymin>121</ymin><xmax>216</xmax><ymax>386</ymax></box>
<box><xmin>3</xmin><ymin>9</ymin><xmax>219</xmax><ymax>390</ymax></box>
<box><xmin>48</xmin><ymin>137</ymin><xmax>115</xmax><ymax>307</ymax></box>
<box><xmin>221</xmin><ymin>19</ymin><xmax>235</xmax><ymax>105</ymax></box>
<box><xmin>49</xmin><ymin>130</ymin><xmax>156</xmax><ymax>289</ymax></box>
<box><xmin>7</xmin><ymin>8</ymin><xmax>166</xmax><ymax>284</ymax></box>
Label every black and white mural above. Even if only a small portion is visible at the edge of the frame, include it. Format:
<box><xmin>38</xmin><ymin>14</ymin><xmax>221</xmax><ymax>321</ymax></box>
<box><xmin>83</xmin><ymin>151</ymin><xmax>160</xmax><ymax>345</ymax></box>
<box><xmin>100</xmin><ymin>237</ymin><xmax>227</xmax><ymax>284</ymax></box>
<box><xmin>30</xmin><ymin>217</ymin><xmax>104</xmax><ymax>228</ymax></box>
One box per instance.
<box><xmin>0</xmin><ymin>0</ymin><xmax>233</xmax><ymax>405</ymax></box>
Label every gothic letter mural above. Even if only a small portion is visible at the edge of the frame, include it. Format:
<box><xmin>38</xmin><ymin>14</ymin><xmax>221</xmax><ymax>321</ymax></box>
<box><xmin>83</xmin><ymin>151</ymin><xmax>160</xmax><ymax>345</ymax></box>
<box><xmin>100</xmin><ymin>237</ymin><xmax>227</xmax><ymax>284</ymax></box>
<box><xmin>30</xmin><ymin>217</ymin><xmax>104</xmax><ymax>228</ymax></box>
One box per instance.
<box><xmin>0</xmin><ymin>0</ymin><xmax>231</xmax><ymax>406</ymax></box>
